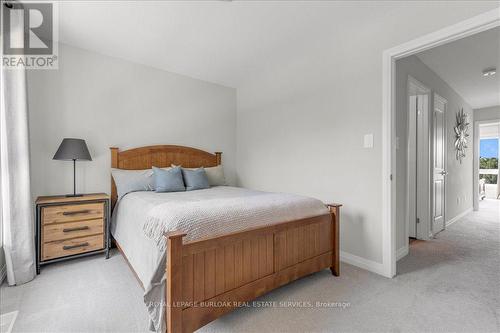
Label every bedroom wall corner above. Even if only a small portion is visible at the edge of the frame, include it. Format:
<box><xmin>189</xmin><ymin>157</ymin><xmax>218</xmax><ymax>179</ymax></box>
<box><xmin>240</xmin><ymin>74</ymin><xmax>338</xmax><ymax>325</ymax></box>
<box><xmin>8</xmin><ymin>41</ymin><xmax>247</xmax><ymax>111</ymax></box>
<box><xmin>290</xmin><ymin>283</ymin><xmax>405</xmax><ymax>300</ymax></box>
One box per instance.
<box><xmin>26</xmin><ymin>43</ymin><xmax>237</xmax><ymax>201</ymax></box>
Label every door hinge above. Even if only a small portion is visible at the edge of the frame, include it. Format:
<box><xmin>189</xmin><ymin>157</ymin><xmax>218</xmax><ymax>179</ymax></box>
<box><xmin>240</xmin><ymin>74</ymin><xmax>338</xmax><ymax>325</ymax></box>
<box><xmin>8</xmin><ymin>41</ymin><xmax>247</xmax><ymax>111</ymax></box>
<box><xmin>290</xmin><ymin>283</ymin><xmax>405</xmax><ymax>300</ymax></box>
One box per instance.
<box><xmin>390</xmin><ymin>174</ymin><xmax>393</xmax><ymax>181</ymax></box>
<box><xmin>416</xmin><ymin>218</ymin><xmax>420</xmax><ymax>224</ymax></box>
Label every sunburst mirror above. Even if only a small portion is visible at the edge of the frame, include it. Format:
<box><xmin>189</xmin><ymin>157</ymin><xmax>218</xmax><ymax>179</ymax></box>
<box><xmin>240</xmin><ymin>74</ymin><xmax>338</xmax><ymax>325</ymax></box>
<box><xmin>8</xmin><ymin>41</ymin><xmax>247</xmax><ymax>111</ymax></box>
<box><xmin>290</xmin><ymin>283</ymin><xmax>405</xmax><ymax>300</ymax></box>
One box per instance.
<box><xmin>454</xmin><ymin>108</ymin><xmax>470</xmax><ymax>164</ymax></box>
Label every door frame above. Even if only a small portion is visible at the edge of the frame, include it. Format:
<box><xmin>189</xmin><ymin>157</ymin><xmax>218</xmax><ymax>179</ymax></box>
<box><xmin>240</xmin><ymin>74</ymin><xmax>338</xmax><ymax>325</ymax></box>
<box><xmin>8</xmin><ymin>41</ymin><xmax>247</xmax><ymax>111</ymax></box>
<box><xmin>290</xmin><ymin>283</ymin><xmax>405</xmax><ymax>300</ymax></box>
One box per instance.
<box><xmin>473</xmin><ymin>119</ymin><xmax>500</xmax><ymax>210</ymax></box>
<box><xmin>406</xmin><ymin>76</ymin><xmax>431</xmax><ymax>246</ymax></box>
<box><xmin>381</xmin><ymin>8</ymin><xmax>499</xmax><ymax>278</ymax></box>
<box><xmin>432</xmin><ymin>93</ymin><xmax>448</xmax><ymax>235</ymax></box>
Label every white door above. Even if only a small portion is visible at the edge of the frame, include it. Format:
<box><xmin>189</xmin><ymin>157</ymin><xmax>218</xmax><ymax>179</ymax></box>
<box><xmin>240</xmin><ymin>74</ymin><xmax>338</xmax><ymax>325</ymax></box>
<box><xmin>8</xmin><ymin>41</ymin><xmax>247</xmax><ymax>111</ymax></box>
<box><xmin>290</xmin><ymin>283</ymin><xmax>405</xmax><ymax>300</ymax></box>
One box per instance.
<box><xmin>432</xmin><ymin>94</ymin><xmax>447</xmax><ymax>235</ymax></box>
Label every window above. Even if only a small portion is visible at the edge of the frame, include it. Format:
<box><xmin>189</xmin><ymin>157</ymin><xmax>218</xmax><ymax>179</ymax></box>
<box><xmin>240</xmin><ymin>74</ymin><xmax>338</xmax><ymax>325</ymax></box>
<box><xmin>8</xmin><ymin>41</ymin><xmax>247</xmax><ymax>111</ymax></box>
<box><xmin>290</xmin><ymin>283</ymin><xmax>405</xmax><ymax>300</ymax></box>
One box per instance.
<box><xmin>479</xmin><ymin>138</ymin><xmax>498</xmax><ymax>184</ymax></box>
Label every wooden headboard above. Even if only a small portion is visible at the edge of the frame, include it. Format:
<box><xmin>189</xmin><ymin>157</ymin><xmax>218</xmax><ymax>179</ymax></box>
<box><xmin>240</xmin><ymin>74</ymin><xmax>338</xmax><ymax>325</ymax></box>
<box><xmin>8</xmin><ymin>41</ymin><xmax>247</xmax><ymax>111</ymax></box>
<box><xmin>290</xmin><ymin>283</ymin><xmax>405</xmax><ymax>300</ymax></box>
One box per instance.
<box><xmin>110</xmin><ymin>145</ymin><xmax>222</xmax><ymax>210</ymax></box>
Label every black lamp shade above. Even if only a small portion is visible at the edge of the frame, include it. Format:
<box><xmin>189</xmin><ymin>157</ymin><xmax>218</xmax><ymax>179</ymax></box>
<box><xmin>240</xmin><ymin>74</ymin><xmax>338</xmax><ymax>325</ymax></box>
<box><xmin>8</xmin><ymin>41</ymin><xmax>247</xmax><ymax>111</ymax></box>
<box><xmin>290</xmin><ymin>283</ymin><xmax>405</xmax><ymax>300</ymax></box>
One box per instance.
<box><xmin>53</xmin><ymin>138</ymin><xmax>92</xmax><ymax>161</ymax></box>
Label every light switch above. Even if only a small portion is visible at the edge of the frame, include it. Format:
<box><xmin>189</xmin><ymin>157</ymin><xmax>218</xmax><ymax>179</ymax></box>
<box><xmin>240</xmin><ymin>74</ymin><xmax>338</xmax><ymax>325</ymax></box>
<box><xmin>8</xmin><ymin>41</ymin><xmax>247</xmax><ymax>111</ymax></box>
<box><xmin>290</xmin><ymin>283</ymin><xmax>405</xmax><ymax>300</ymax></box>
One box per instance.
<box><xmin>364</xmin><ymin>134</ymin><xmax>374</xmax><ymax>148</ymax></box>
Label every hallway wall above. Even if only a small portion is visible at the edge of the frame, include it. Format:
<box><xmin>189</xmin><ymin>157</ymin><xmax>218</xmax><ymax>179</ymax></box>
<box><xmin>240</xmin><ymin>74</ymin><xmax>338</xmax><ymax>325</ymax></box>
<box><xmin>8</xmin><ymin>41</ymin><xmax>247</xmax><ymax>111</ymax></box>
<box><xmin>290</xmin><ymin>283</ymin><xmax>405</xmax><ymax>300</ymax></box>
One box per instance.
<box><xmin>474</xmin><ymin>105</ymin><xmax>500</xmax><ymax>121</ymax></box>
<box><xmin>395</xmin><ymin>55</ymin><xmax>474</xmax><ymax>252</ymax></box>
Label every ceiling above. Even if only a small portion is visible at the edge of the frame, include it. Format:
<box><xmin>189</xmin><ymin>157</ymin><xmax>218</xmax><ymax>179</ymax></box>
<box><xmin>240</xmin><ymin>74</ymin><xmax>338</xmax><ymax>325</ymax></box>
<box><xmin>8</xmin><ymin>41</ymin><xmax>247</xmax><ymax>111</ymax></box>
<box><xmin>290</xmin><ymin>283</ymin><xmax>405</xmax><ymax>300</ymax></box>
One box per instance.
<box><xmin>56</xmin><ymin>1</ymin><xmax>399</xmax><ymax>88</ymax></box>
<box><xmin>417</xmin><ymin>27</ymin><xmax>500</xmax><ymax>109</ymax></box>
<box><xmin>56</xmin><ymin>2</ymin><xmax>498</xmax><ymax>90</ymax></box>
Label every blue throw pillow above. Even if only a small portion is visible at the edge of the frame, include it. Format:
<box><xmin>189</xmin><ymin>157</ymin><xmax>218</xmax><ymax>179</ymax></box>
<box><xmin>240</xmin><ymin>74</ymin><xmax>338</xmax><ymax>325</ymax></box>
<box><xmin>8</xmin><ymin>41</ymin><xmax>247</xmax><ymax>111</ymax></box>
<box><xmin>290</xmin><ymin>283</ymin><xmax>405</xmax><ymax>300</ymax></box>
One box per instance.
<box><xmin>153</xmin><ymin>166</ymin><xmax>185</xmax><ymax>192</ymax></box>
<box><xmin>182</xmin><ymin>168</ymin><xmax>210</xmax><ymax>191</ymax></box>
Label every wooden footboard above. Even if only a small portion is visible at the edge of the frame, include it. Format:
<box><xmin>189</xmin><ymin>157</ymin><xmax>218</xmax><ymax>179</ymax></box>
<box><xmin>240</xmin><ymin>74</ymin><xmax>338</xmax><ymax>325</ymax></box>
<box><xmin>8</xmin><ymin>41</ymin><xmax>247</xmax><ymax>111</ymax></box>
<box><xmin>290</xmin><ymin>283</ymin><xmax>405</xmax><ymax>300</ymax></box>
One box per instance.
<box><xmin>165</xmin><ymin>204</ymin><xmax>341</xmax><ymax>333</ymax></box>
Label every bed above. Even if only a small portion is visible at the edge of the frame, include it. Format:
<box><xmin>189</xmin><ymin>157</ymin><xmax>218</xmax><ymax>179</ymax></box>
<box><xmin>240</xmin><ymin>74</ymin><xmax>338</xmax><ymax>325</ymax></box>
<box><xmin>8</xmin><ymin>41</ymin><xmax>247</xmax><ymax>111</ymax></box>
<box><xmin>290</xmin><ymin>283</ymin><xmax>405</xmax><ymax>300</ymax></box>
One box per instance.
<box><xmin>110</xmin><ymin>145</ymin><xmax>341</xmax><ymax>333</ymax></box>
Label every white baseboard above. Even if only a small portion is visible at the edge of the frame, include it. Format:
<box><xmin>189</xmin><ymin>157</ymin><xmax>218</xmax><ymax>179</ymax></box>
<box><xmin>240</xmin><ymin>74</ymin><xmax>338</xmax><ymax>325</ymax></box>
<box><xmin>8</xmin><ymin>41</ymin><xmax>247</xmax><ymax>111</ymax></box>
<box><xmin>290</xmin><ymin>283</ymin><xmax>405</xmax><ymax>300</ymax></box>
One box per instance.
<box><xmin>446</xmin><ymin>207</ymin><xmax>473</xmax><ymax>227</ymax></box>
<box><xmin>396</xmin><ymin>245</ymin><xmax>409</xmax><ymax>261</ymax></box>
<box><xmin>0</xmin><ymin>264</ymin><xmax>6</xmax><ymax>285</ymax></box>
<box><xmin>340</xmin><ymin>251</ymin><xmax>386</xmax><ymax>276</ymax></box>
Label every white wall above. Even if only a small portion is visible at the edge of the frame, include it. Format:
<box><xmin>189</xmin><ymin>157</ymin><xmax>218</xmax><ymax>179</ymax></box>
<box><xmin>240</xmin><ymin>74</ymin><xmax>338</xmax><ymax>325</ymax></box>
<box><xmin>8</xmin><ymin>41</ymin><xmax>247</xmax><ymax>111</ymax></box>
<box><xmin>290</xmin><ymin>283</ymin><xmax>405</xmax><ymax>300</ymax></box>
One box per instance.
<box><xmin>236</xmin><ymin>4</ymin><xmax>496</xmax><ymax>269</ymax></box>
<box><xmin>474</xmin><ymin>105</ymin><xmax>500</xmax><ymax>121</ymax></box>
<box><xmin>395</xmin><ymin>55</ymin><xmax>474</xmax><ymax>251</ymax></box>
<box><xmin>27</xmin><ymin>43</ymin><xmax>237</xmax><ymax>199</ymax></box>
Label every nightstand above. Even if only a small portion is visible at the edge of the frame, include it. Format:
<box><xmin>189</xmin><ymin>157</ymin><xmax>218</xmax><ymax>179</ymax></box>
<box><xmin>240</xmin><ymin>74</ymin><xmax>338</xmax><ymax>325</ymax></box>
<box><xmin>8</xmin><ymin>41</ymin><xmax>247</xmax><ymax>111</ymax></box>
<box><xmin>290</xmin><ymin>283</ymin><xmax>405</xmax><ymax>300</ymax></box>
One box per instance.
<box><xmin>35</xmin><ymin>193</ymin><xmax>110</xmax><ymax>274</ymax></box>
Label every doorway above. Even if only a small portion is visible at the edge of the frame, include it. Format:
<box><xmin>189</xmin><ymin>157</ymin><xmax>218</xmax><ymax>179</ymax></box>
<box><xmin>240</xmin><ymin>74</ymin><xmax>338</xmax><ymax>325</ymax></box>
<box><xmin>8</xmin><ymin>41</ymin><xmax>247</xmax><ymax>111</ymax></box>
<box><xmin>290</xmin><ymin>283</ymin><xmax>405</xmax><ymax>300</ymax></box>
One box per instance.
<box><xmin>386</xmin><ymin>10</ymin><xmax>499</xmax><ymax>278</ymax></box>
<box><xmin>405</xmin><ymin>78</ymin><xmax>448</xmax><ymax>243</ymax></box>
<box><xmin>406</xmin><ymin>76</ymin><xmax>448</xmax><ymax>248</ymax></box>
<box><xmin>406</xmin><ymin>77</ymin><xmax>431</xmax><ymax>240</ymax></box>
<box><xmin>474</xmin><ymin>121</ymin><xmax>500</xmax><ymax>206</ymax></box>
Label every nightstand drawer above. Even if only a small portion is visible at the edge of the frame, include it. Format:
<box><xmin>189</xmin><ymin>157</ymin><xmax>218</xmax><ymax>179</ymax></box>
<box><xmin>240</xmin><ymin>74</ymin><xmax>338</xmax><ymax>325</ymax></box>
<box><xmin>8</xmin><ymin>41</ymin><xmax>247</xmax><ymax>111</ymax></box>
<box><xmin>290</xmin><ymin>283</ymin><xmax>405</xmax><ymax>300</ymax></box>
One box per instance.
<box><xmin>42</xmin><ymin>234</ymin><xmax>104</xmax><ymax>261</ymax></box>
<box><xmin>43</xmin><ymin>218</ymin><xmax>104</xmax><ymax>243</ymax></box>
<box><xmin>42</xmin><ymin>203</ymin><xmax>104</xmax><ymax>224</ymax></box>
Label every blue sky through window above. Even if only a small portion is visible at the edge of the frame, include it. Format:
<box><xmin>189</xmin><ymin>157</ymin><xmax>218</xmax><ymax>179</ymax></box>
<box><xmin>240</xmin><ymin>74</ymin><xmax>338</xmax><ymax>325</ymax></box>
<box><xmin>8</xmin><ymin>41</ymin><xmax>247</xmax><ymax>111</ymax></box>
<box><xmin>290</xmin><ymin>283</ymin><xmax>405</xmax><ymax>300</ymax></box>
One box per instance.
<box><xmin>480</xmin><ymin>138</ymin><xmax>499</xmax><ymax>158</ymax></box>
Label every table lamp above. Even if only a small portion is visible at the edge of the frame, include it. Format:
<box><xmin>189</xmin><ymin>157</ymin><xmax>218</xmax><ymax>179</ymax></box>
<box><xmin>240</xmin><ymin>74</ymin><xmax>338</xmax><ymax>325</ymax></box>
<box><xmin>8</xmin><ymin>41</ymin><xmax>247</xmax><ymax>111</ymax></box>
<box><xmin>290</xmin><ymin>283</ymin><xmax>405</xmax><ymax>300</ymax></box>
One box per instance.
<box><xmin>53</xmin><ymin>138</ymin><xmax>92</xmax><ymax>197</ymax></box>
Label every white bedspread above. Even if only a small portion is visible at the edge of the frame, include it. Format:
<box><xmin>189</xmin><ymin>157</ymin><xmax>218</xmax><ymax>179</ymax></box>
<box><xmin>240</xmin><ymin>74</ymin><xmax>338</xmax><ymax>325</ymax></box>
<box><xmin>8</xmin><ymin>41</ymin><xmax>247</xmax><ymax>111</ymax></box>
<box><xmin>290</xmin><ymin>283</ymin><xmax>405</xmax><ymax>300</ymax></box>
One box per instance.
<box><xmin>143</xmin><ymin>186</ymin><xmax>329</xmax><ymax>251</ymax></box>
<box><xmin>111</xmin><ymin>186</ymin><xmax>329</xmax><ymax>332</ymax></box>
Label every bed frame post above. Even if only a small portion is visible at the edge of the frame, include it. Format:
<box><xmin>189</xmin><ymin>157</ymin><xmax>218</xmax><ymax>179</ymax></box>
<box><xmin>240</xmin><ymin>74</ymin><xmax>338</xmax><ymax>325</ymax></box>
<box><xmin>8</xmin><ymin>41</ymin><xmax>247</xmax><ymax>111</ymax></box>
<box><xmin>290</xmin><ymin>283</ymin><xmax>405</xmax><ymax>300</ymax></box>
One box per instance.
<box><xmin>110</xmin><ymin>147</ymin><xmax>119</xmax><ymax>210</ymax></box>
<box><xmin>165</xmin><ymin>231</ymin><xmax>186</xmax><ymax>333</ymax></box>
<box><xmin>215</xmin><ymin>152</ymin><xmax>222</xmax><ymax>165</ymax></box>
<box><xmin>326</xmin><ymin>203</ymin><xmax>342</xmax><ymax>276</ymax></box>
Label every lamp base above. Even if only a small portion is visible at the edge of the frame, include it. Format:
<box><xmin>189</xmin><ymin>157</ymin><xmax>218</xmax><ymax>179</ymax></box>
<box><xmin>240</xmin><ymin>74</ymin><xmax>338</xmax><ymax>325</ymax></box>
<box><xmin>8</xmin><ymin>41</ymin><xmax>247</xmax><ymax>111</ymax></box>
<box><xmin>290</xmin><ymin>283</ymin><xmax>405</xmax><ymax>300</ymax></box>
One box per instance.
<box><xmin>65</xmin><ymin>194</ymin><xmax>84</xmax><ymax>197</ymax></box>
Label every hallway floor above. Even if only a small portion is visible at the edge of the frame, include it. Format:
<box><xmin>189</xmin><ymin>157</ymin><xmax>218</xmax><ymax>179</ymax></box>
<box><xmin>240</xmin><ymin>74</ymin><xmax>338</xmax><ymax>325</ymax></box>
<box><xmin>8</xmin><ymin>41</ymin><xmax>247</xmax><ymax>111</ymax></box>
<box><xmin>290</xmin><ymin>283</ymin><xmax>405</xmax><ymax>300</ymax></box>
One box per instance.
<box><xmin>1</xmin><ymin>200</ymin><xmax>499</xmax><ymax>332</ymax></box>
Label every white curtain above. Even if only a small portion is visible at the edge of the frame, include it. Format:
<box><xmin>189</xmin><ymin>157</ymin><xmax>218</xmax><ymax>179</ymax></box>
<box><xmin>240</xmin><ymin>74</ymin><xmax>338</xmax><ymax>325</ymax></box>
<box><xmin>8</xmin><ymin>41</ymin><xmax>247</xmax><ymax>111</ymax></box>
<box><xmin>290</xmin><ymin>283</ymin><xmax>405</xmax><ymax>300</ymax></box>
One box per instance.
<box><xmin>0</xmin><ymin>6</ymin><xmax>36</xmax><ymax>285</ymax></box>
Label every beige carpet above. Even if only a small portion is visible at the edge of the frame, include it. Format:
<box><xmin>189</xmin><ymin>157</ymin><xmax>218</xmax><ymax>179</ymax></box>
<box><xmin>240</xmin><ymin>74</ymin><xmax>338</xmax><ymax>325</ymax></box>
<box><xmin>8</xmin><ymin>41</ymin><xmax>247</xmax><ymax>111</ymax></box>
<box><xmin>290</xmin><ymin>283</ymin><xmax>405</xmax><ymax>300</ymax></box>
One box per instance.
<box><xmin>1</xmin><ymin>200</ymin><xmax>499</xmax><ymax>332</ymax></box>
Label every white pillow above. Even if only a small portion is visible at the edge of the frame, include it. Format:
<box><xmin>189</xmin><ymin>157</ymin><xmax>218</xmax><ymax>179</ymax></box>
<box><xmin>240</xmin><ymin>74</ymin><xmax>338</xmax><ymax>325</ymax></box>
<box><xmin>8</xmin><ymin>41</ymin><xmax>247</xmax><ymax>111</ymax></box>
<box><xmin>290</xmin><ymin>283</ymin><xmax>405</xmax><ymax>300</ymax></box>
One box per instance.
<box><xmin>171</xmin><ymin>164</ymin><xmax>226</xmax><ymax>186</ymax></box>
<box><xmin>111</xmin><ymin>167</ymin><xmax>170</xmax><ymax>200</ymax></box>
<box><xmin>204</xmin><ymin>165</ymin><xmax>226</xmax><ymax>186</ymax></box>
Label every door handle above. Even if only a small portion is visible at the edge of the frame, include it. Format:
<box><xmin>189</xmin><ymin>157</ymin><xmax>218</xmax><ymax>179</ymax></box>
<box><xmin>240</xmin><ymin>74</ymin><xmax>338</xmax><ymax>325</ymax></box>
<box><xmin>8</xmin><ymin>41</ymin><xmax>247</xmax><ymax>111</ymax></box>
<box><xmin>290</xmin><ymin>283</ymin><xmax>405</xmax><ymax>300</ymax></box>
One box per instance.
<box><xmin>440</xmin><ymin>170</ymin><xmax>448</xmax><ymax>175</ymax></box>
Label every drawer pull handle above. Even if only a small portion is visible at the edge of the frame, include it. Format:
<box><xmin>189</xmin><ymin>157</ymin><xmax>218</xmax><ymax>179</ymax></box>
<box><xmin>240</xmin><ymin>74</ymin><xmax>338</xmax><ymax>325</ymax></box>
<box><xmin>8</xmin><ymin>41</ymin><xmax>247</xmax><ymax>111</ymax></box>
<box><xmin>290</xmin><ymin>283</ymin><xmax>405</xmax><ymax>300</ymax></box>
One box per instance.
<box><xmin>63</xmin><ymin>226</ymin><xmax>89</xmax><ymax>233</ymax></box>
<box><xmin>63</xmin><ymin>242</ymin><xmax>89</xmax><ymax>250</ymax></box>
<box><xmin>62</xmin><ymin>210</ymin><xmax>90</xmax><ymax>216</ymax></box>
